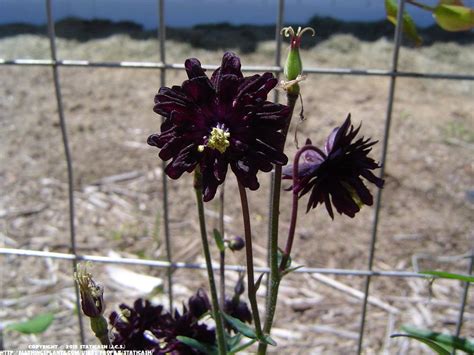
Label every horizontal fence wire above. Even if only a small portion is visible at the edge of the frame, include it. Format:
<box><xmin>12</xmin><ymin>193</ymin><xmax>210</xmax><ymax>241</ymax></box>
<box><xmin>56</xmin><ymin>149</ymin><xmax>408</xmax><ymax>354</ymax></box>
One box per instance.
<box><xmin>1</xmin><ymin>0</ymin><xmax>472</xmax><ymax>351</ymax></box>
<box><xmin>0</xmin><ymin>247</ymin><xmax>431</xmax><ymax>278</ymax></box>
<box><xmin>1</xmin><ymin>59</ymin><xmax>473</xmax><ymax>81</ymax></box>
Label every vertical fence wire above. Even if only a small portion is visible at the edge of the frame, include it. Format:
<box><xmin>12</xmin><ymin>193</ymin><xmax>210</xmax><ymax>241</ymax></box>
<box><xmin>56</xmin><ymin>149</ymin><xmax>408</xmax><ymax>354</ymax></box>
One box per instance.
<box><xmin>45</xmin><ymin>0</ymin><xmax>86</xmax><ymax>344</ymax></box>
<box><xmin>356</xmin><ymin>0</ymin><xmax>406</xmax><ymax>352</ymax></box>
<box><xmin>158</xmin><ymin>0</ymin><xmax>174</xmax><ymax>312</ymax></box>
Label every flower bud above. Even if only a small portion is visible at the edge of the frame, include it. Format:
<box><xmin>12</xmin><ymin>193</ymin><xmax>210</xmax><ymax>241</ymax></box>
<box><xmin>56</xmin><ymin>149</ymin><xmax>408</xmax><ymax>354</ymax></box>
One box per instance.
<box><xmin>74</xmin><ymin>263</ymin><xmax>105</xmax><ymax>318</ymax></box>
<box><xmin>234</xmin><ymin>274</ymin><xmax>245</xmax><ymax>296</ymax></box>
<box><xmin>228</xmin><ymin>235</ymin><xmax>245</xmax><ymax>252</ymax></box>
<box><xmin>188</xmin><ymin>288</ymin><xmax>211</xmax><ymax>319</ymax></box>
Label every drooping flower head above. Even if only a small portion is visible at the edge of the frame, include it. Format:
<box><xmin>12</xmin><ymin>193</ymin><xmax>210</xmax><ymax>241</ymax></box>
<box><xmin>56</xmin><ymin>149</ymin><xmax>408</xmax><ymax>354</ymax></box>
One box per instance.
<box><xmin>148</xmin><ymin>52</ymin><xmax>289</xmax><ymax>201</ymax></box>
<box><xmin>283</xmin><ymin>114</ymin><xmax>384</xmax><ymax>219</ymax></box>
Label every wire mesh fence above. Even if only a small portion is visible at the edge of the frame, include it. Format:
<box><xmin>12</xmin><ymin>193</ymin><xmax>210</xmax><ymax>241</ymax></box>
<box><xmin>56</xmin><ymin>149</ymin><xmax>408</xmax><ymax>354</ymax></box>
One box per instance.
<box><xmin>1</xmin><ymin>0</ymin><xmax>473</xmax><ymax>352</ymax></box>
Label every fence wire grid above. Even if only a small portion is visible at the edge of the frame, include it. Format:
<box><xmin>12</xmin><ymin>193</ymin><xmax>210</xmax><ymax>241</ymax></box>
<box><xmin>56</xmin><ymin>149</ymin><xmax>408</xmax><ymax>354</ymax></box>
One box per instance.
<box><xmin>1</xmin><ymin>0</ymin><xmax>473</xmax><ymax>352</ymax></box>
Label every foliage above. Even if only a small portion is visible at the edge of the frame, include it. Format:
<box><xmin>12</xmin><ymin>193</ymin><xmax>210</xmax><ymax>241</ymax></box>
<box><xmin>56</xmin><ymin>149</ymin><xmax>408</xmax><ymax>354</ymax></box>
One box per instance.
<box><xmin>5</xmin><ymin>313</ymin><xmax>54</xmax><ymax>335</ymax></box>
<box><xmin>384</xmin><ymin>0</ymin><xmax>474</xmax><ymax>45</ymax></box>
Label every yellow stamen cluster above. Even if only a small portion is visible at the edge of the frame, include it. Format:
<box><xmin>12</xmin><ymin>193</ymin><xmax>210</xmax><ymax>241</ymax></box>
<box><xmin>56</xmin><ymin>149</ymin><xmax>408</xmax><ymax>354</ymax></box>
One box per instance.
<box><xmin>341</xmin><ymin>182</ymin><xmax>364</xmax><ymax>209</ymax></box>
<box><xmin>198</xmin><ymin>126</ymin><xmax>230</xmax><ymax>154</ymax></box>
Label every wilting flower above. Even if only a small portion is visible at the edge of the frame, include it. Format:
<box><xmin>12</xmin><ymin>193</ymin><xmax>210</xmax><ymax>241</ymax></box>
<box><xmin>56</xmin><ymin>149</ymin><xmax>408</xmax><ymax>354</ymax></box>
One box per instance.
<box><xmin>148</xmin><ymin>52</ymin><xmax>289</xmax><ymax>201</ymax></box>
<box><xmin>109</xmin><ymin>291</ymin><xmax>215</xmax><ymax>354</ymax></box>
<box><xmin>283</xmin><ymin>114</ymin><xmax>384</xmax><ymax>219</ymax></box>
<box><xmin>74</xmin><ymin>263</ymin><xmax>105</xmax><ymax>318</ymax></box>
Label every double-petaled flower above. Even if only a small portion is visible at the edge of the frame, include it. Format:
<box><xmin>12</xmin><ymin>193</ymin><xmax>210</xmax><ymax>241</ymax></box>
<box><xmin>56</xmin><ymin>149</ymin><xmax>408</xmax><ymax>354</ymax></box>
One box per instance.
<box><xmin>148</xmin><ymin>52</ymin><xmax>289</xmax><ymax>201</ymax></box>
<box><xmin>109</xmin><ymin>290</ymin><xmax>215</xmax><ymax>354</ymax></box>
<box><xmin>284</xmin><ymin>114</ymin><xmax>384</xmax><ymax>219</ymax></box>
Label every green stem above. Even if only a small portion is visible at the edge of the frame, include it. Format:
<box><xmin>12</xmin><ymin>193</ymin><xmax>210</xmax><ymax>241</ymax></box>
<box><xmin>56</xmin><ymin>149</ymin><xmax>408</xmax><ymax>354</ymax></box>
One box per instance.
<box><xmin>260</xmin><ymin>92</ymin><xmax>298</xmax><ymax>355</ymax></box>
<box><xmin>238</xmin><ymin>182</ymin><xmax>263</xmax><ymax>340</ymax></box>
<box><xmin>219</xmin><ymin>184</ymin><xmax>226</xmax><ymax>308</ymax></box>
<box><xmin>406</xmin><ymin>0</ymin><xmax>435</xmax><ymax>12</ymax></box>
<box><xmin>90</xmin><ymin>316</ymin><xmax>110</xmax><ymax>346</ymax></box>
<box><xmin>194</xmin><ymin>171</ymin><xmax>227</xmax><ymax>355</ymax></box>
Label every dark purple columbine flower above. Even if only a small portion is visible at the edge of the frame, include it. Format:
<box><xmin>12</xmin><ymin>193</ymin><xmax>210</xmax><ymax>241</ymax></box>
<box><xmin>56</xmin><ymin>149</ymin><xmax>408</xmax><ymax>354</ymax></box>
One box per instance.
<box><xmin>148</xmin><ymin>52</ymin><xmax>290</xmax><ymax>201</ymax></box>
<box><xmin>109</xmin><ymin>291</ymin><xmax>215</xmax><ymax>354</ymax></box>
<box><xmin>283</xmin><ymin>114</ymin><xmax>384</xmax><ymax>219</ymax></box>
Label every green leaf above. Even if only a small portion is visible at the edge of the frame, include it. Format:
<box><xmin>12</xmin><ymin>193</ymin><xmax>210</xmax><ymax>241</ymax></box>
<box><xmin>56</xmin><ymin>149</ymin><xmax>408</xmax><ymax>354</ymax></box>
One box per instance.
<box><xmin>229</xmin><ymin>339</ymin><xmax>257</xmax><ymax>353</ymax></box>
<box><xmin>213</xmin><ymin>228</ymin><xmax>225</xmax><ymax>252</ymax></box>
<box><xmin>281</xmin><ymin>265</ymin><xmax>305</xmax><ymax>277</ymax></box>
<box><xmin>401</xmin><ymin>325</ymin><xmax>474</xmax><ymax>353</ymax></box>
<box><xmin>254</xmin><ymin>273</ymin><xmax>265</xmax><ymax>292</ymax></box>
<box><xmin>433</xmin><ymin>4</ymin><xmax>474</xmax><ymax>31</ymax></box>
<box><xmin>391</xmin><ymin>334</ymin><xmax>451</xmax><ymax>354</ymax></box>
<box><xmin>226</xmin><ymin>333</ymin><xmax>242</xmax><ymax>350</ymax></box>
<box><xmin>420</xmin><ymin>270</ymin><xmax>474</xmax><ymax>283</ymax></box>
<box><xmin>6</xmin><ymin>313</ymin><xmax>54</xmax><ymax>334</ymax></box>
<box><xmin>176</xmin><ymin>336</ymin><xmax>218</xmax><ymax>355</ymax></box>
<box><xmin>222</xmin><ymin>313</ymin><xmax>257</xmax><ymax>339</ymax></box>
<box><xmin>385</xmin><ymin>0</ymin><xmax>423</xmax><ymax>45</ymax></box>
<box><xmin>262</xmin><ymin>334</ymin><xmax>277</xmax><ymax>346</ymax></box>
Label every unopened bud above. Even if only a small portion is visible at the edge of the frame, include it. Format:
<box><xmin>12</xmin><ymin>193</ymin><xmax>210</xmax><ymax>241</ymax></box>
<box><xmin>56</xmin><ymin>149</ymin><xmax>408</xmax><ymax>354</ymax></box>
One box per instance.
<box><xmin>234</xmin><ymin>274</ymin><xmax>245</xmax><ymax>296</ymax></box>
<box><xmin>228</xmin><ymin>236</ymin><xmax>245</xmax><ymax>252</ymax></box>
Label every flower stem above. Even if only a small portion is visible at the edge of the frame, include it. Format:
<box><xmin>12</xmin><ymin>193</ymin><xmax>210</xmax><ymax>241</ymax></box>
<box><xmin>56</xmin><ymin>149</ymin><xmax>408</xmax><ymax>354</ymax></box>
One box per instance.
<box><xmin>219</xmin><ymin>184</ymin><xmax>226</xmax><ymax>308</ymax></box>
<box><xmin>279</xmin><ymin>145</ymin><xmax>322</xmax><ymax>271</ymax></box>
<box><xmin>259</xmin><ymin>92</ymin><xmax>298</xmax><ymax>355</ymax></box>
<box><xmin>237</xmin><ymin>182</ymin><xmax>263</xmax><ymax>340</ymax></box>
<box><xmin>194</xmin><ymin>171</ymin><xmax>227</xmax><ymax>355</ymax></box>
<box><xmin>406</xmin><ymin>0</ymin><xmax>435</xmax><ymax>12</ymax></box>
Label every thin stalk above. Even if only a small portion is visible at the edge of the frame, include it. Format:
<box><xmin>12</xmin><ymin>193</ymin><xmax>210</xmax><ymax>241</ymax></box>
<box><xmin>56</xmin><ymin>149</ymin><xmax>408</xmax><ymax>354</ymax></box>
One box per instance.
<box><xmin>238</xmin><ymin>182</ymin><xmax>263</xmax><ymax>340</ymax></box>
<box><xmin>279</xmin><ymin>145</ymin><xmax>323</xmax><ymax>271</ymax></box>
<box><xmin>219</xmin><ymin>184</ymin><xmax>226</xmax><ymax>308</ymax></box>
<box><xmin>259</xmin><ymin>92</ymin><xmax>298</xmax><ymax>354</ymax></box>
<box><xmin>194</xmin><ymin>172</ymin><xmax>227</xmax><ymax>355</ymax></box>
<box><xmin>406</xmin><ymin>0</ymin><xmax>435</xmax><ymax>12</ymax></box>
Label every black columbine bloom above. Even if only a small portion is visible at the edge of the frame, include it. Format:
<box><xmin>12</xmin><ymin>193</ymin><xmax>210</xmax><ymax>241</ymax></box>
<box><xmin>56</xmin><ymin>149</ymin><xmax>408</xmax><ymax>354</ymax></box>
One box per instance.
<box><xmin>109</xmin><ymin>290</ymin><xmax>215</xmax><ymax>354</ymax></box>
<box><xmin>283</xmin><ymin>114</ymin><xmax>384</xmax><ymax>219</ymax></box>
<box><xmin>148</xmin><ymin>52</ymin><xmax>289</xmax><ymax>201</ymax></box>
